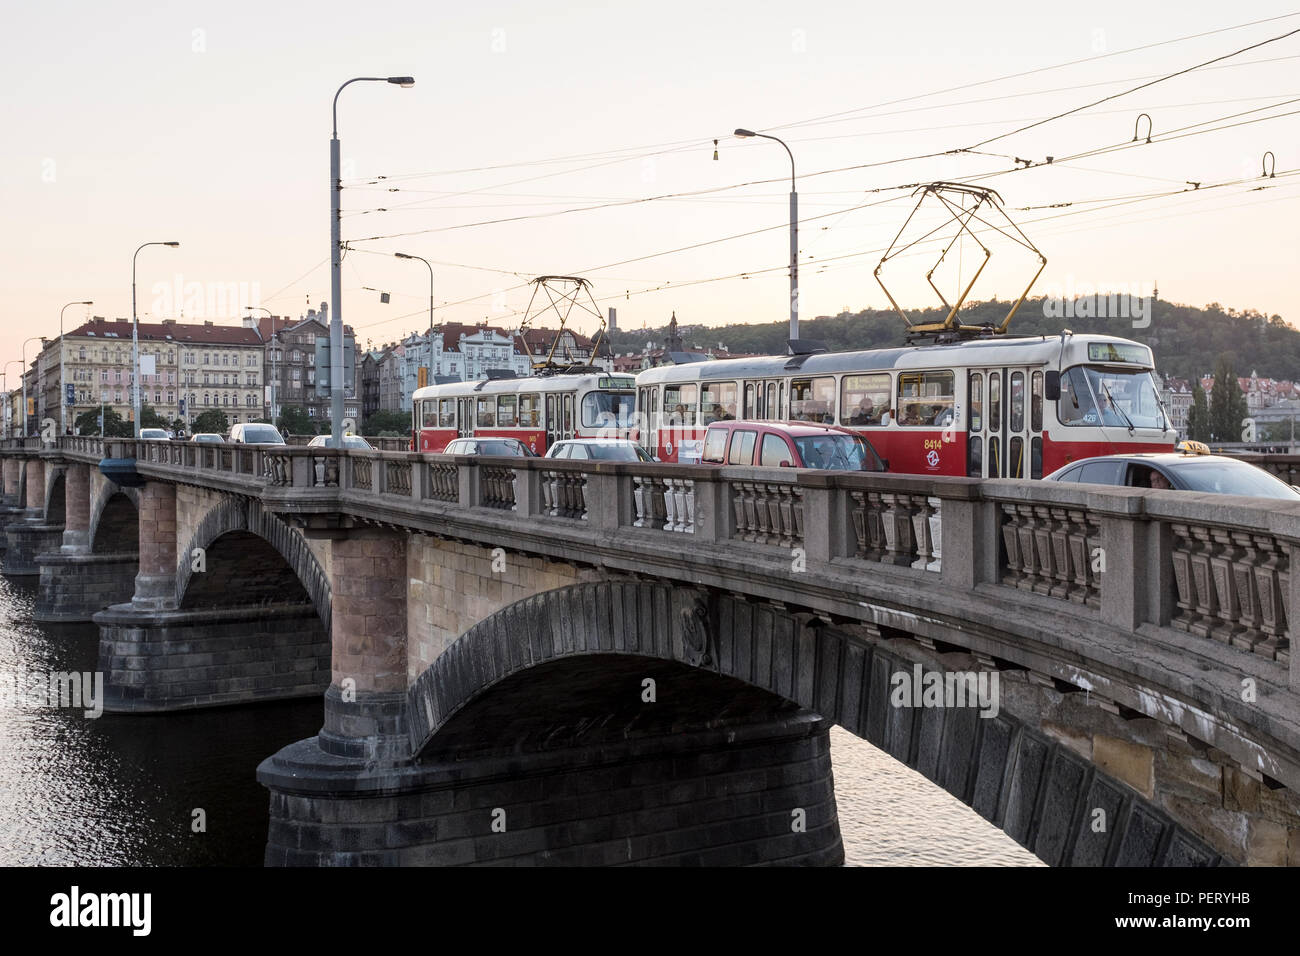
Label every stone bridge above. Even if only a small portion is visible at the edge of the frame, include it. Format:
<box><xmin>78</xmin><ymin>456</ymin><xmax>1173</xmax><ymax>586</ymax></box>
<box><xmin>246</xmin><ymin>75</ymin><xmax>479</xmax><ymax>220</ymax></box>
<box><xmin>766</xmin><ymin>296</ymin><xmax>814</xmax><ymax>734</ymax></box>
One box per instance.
<box><xmin>4</xmin><ymin>435</ymin><xmax>1300</xmax><ymax>867</ymax></box>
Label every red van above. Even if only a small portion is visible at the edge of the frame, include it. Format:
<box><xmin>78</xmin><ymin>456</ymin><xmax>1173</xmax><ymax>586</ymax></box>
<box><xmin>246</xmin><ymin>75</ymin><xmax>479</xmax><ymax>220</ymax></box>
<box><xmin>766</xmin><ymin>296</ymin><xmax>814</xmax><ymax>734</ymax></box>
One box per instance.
<box><xmin>700</xmin><ymin>421</ymin><xmax>887</xmax><ymax>472</ymax></box>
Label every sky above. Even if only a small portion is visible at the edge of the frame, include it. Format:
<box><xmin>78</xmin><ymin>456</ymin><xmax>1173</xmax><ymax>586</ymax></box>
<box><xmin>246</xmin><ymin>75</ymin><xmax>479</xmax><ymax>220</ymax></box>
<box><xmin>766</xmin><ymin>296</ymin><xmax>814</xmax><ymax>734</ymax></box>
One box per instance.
<box><xmin>2</xmin><ymin>0</ymin><xmax>1299</xmax><ymax>369</ymax></box>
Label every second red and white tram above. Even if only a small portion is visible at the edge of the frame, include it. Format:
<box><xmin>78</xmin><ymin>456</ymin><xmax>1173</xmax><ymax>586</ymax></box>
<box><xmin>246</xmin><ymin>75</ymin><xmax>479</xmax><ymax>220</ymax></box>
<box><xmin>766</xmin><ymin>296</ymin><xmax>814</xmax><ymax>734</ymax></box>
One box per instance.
<box><xmin>411</xmin><ymin>371</ymin><xmax>637</xmax><ymax>454</ymax></box>
<box><xmin>635</xmin><ymin>333</ymin><xmax>1175</xmax><ymax>478</ymax></box>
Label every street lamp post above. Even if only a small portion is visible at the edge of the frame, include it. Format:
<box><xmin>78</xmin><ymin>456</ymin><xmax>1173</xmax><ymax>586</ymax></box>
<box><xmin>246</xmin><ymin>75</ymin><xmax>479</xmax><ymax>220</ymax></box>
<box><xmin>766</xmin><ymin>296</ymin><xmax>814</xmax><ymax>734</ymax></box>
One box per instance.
<box><xmin>330</xmin><ymin>75</ymin><xmax>415</xmax><ymax>448</ymax></box>
<box><xmin>132</xmin><ymin>241</ymin><xmax>180</xmax><ymax>437</ymax></box>
<box><xmin>60</xmin><ymin>300</ymin><xmax>93</xmax><ymax>436</ymax></box>
<box><xmin>395</xmin><ymin>252</ymin><xmax>434</xmax><ymax>394</ymax></box>
<box><xmin>734</xmin><ymin>128</ymin><xmax>799</xmax><ymax>341</ymax></box>
<box><xmin>245</xmin><ymin>305</ymin><xmax>275</xmax><ymax>425</ymax></box>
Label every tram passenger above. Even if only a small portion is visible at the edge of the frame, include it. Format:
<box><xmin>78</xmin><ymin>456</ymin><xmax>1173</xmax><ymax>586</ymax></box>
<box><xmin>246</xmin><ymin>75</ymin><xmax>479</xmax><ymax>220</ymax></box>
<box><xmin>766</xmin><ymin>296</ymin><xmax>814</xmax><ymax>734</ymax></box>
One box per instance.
<box><xmin>721</xmin><ymin>404</ymin><xmax>736</xmax><ymax>420</ymax></box>
<box><xmin>848</xmin><ymin>397</ymin><xmax>876</xmax><ymax>425</ymax></box>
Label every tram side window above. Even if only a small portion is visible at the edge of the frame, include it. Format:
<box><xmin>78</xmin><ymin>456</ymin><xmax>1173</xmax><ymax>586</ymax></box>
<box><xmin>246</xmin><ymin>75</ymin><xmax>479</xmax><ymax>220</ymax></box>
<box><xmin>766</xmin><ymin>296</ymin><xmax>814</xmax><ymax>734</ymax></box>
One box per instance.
<box><xmin>790</xmin><ymin>377</ymin><xmax>835</xmax><ymax>423</ymax></box>
<box><xmin>700</xmin><ymin>382</ymin><xmax>738</xmax><ymax>424</ymax></box>
<box><xmin>1031</xmin><ymin>371</ymin><xmax>1043</xmax><ymax>432</ymax></box>
<box><xmin>497</xmin><ymin>394</ymin><xmax>518</xmax><ymax>428</ymax></box>
<box><xmin>989</xmin><ymin>372</ymin><xmax>1002</xmax><ymax>429</ymax></box>
<box><xmin>969</xmin><ymin>373</ymin><xmax>983</xmax><ymax>431</ymax></box>
<box><xmin>518</xmin><ymin>393</ymin><xmax>541</xmax><ymax>428</ymax></box>
<box><xmin>438</xmin><ymin>398</ymin><xmax>455</xmax><ymax>428</ymax></box>
<box><xmin>896</xmin><ymin>370</ymin><xmax>955</xmax><ymax>427</ymax></box>
<box><xmin>421</xmin><ymin>400</ymin><xmax>439</xmax><ymax>429</ymax></box>
<box><xmin>765</xmin><ymin>382</ymin><xmax>779</xmax><ymax>420</ymax></box>
<box><xmin>663</xmin><ymin>384</ymin><xmax>697</xmax><ymax>426</ymax></box>
<box><xmin>1010</xmin><ymin>372</ymin><xmax>1025</xmax><ymax>432</ymax></box>
<box><xmin>841</xmin><ymin>373</ymin><xmax>891</xmax><ymax>425</ymax></box>
<box><xmin>476</xmin><ymin>397</ymin><xmax>496</xmax><ymax>428</ymax></box>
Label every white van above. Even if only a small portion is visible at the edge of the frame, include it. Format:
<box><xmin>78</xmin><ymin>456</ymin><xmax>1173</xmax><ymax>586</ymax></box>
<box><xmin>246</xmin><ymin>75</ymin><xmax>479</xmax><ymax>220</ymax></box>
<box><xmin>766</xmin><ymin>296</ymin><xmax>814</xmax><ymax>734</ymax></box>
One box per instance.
<box><xmin>228</xmin><ymin>423</ymin><xmax>285</xmax><ymax>445</ymax></box>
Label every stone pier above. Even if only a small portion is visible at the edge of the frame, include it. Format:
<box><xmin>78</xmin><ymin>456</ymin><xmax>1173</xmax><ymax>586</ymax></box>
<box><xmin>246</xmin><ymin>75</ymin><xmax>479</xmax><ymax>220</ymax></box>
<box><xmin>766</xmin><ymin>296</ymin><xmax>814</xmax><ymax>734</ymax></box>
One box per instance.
<box><xmin>35</xmin><ymin>463</ymin><xmax>138</xmax><ymax>622</ymax></box>
<box><xmin>4</xmin><ymin>458</ymin><xmax>63</xmax><ymax>576</ymax></box>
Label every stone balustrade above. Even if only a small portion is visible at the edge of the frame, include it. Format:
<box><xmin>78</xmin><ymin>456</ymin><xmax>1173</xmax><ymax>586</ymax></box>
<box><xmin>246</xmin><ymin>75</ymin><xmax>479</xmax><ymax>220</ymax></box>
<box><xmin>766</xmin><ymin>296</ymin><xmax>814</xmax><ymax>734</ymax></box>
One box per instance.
<box><xmin>26</xmin><ymin>435</ymin><xmax>1300</xmax><ymax>688</ymax></box>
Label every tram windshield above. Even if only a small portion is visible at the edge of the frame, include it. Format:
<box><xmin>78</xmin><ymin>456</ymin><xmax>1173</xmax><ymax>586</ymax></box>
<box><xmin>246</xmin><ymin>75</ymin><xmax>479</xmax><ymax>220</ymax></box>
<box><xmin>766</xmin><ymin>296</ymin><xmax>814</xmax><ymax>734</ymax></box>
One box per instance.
<box><xmin>1058</xmin><ymin>366</ymin><xmax>1167</xmax><ymax>430</ymax></box>
<box><xmin>581</xmin><ymin>390</ymin><xmax>636</xmax><ymax>428</ymax></box>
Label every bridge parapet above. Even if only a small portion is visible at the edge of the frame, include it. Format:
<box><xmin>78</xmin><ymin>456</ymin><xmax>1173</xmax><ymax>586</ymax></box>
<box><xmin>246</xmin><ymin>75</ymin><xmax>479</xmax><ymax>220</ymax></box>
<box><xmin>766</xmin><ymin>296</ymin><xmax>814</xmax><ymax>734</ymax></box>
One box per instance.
<box><xmin>15</xmin><ymin>435</ymin><xmax>1300</xmax><ymax>791</ymax></box>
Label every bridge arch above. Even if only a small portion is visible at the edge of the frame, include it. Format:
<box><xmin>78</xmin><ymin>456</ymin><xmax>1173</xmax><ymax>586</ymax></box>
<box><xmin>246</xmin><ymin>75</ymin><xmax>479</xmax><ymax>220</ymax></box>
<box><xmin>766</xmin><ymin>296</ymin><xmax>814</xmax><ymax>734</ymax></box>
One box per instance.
<box><xmin>90</xmin><ymin>489</ymin><xmax>139</xmax><ymax>554</ymax></box>
<box><xmin>175</xmin><ymin>496</ymin><xmax>331</xmax><ymax>629</ymax></box>
<box><xmin>408</xmin><ymin>579</ymin><xmax>1226</xmax><ymax>866</ymax></box>
<box><xmin>43</xmin><ymin>468</ymin><xmax>66</xmax><ymax>525</ymax></box>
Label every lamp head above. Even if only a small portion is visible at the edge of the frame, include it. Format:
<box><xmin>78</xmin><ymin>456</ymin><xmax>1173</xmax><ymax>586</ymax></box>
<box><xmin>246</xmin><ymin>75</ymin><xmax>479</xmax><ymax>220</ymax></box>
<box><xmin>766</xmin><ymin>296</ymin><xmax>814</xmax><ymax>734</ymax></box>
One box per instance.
<box><xmin>734</xmin><ymin>128</ymin><xmax>756</xmax><ymax>138</ymax></box>
<box><xmin>163</xmin><ymin>242</ymin><xmax>180</xmax><ymax>247</ymax></box>
<box><xmin>80</xmin><ymin>301</ymin><xmax>93</xmax><ymax>305</ymax></box>
<box><xmin>395</xmin><ymin>252</ymin><xmax>412</xmax><ymax>259</ymax></box>
<box><xmin>387</xmin><ymin>76</ymin><xmax>416</xmax><ymax>88</ymax></box>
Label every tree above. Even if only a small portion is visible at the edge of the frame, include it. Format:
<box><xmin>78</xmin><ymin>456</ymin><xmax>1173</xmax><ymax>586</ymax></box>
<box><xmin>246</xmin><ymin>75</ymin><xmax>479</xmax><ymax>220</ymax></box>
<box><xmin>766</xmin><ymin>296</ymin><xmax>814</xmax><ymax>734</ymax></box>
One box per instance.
<box><xmin>277</xmin><ymin>405</ymin><xmax>313</xmax><ymax>437</ymax></box>
<box><xmin>140</xmin><ymin>403</ymin><xmax>168</xmax><ymax>428</ymax></box>
<box><xmin>1209</xmin><ymin>355</ymin><xmax>1249</xmax><ymax>443</ymax></box>
<box><xmin>362</xmin><ymin>410</ymin><xmax>410</xmax><ymax>436</ymax></box>
<box><xmin>1186</xmin><ymin>382</ymin><xmax>1211</xmax><ymax>443</ymax></box>
<box><xmin>192</xmin><ymin>409</ymin><xmax>229</xmax><ymax>435</ymax></box>
<box><xmin>74</xmin><ymin>407</ymin><xmax>132</xmax><ymax>437</ymax></box>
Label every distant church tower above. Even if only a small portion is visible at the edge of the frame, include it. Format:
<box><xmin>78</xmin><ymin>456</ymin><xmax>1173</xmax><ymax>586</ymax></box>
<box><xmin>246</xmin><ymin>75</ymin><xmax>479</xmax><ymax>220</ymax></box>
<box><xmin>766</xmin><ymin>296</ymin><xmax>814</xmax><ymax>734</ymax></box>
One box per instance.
<box><xmin>664</xmin><ymin>311</ymin><xmax>683</xmax><ymax>353</ymax></box>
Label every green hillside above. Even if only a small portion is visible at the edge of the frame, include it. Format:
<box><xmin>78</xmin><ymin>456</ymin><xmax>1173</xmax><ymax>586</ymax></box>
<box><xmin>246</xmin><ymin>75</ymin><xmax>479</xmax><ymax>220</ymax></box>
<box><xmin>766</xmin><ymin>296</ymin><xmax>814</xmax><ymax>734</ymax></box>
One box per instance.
<box><xmin>608</xmin><ymin>298</ymin><xmax>1298</xmax><ymax>382</ymax></box>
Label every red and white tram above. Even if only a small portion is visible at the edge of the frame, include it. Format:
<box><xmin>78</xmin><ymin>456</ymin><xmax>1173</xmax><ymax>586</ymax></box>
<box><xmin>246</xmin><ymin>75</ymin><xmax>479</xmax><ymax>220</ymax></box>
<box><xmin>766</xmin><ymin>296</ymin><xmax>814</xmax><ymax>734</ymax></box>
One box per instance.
<box><xmin>411</xmin><ymin>371</ymin><xmax>637</xmax><ymax>455</ymax></box>
<box><xmin>635</xmin><ymin>333</ymin><xmax>1175</xmax><ymax>478</ymax></box>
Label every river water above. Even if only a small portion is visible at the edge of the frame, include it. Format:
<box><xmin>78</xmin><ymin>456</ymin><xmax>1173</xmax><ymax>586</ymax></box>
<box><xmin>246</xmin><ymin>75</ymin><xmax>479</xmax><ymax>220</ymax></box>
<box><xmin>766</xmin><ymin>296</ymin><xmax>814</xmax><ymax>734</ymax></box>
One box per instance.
<box><xmin>0</xmin><ymin>574</ymin><xmax>1038</xmax><ymax>866</ymax></box>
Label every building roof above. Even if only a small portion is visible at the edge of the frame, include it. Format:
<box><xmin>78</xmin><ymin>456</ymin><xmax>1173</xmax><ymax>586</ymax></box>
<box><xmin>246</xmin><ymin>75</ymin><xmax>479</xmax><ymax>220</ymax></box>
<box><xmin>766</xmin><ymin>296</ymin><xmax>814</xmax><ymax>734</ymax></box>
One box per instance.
<box><xmin>67</xmin><ymin>318</ymin><xmax>264</xmax><ymax>346</ymax></box>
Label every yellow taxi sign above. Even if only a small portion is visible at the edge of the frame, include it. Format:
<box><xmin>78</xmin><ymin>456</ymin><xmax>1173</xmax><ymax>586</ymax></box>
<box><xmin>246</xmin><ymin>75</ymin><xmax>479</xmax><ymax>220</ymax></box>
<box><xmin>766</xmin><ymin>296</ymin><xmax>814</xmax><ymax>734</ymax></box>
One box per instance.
<box><xmin>1176</xmin><ymin>440</ymin><xmax>1210</xmax><ymax>456</ymax></box>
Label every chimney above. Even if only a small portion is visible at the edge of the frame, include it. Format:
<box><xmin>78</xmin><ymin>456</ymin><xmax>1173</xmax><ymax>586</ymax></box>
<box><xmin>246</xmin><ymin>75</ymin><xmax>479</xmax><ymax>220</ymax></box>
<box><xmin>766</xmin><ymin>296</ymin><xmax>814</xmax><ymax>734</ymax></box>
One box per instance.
<box><xmin>204</xmin><ymin>320</ymin><xmax>214</xmax><ymax>327</ymax></box>
<box><xmin>92</xmin><ymin>316</ymin><xmax>106</xmax><ymax>325</ymax></box>
<box><xmin>242</xmin><ymin>315</ymin><xmax>253</xmax><ymax>328</ymax></box>
<box><xmin>162</xmin><ymin>318</ymin><xmax>177</xmax><ymax>326</ymax></box>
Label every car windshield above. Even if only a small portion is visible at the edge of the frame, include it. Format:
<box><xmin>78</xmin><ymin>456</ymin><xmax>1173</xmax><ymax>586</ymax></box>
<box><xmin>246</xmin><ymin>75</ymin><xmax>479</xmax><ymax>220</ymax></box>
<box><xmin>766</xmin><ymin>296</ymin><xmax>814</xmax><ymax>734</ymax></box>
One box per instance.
<box><xmin>585</xmin><ymin>443</ymin><xmax>649</xmax><ymax>461</ymax></box>
<box><xmin>195</xmin><ymin>435</ymin><xmax>222</xmax><ymax>443</ymax></box>
<box><xmin>581</xmin><ymin>391</ymin><xmax>636</xmax><ymax>429</ymax></box>
<box><xmin>241</xmin><ymin>426</ymin><xmax>283</xmax><ymax>443</ymax></box>
<box><xmin>141</xmin><ymin>430</ymin><xmax>166</xmax><ymax>438</ymax></box>
<box><xmin>479</xmin><ymin>440</ymin><xmax>524</xmax><ymax>456</ymax></box>
<box><xmin>318</xmin><ymin>436</ymin><xmax>371</xmax><ymax>449</ymax></box>
<box><xmin>792</xmin><ymin>434</ymin><xmax>885</xmax><ymax>471</ymax></box>
<box><xmin>1058</xmin><ymin>366</ymin><xmax>1167</xmax><ymax>430</ymax></box>
<box><xmin>1171</xmin><ymin>460</ymin><xmax>1300</xmax><ymax>499</ymax></box>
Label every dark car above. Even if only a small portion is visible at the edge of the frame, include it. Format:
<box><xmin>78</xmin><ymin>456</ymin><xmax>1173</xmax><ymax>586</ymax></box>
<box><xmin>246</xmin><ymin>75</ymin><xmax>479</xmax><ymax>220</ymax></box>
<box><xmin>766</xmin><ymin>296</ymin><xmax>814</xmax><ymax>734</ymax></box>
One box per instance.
<box><xmin>442</xmin><ymin>437</ymin><xmax>537</xmax><ymax>457</ymax></box>
<box><xmin>1044</xmin><ymin>452</ymin><xmax>1300</xmax><ymax>500</ymax></box>
<box><xmin>701</xmin><ymin>420</ymin><xmax>887</xmax><ymax>472</ymax></box>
